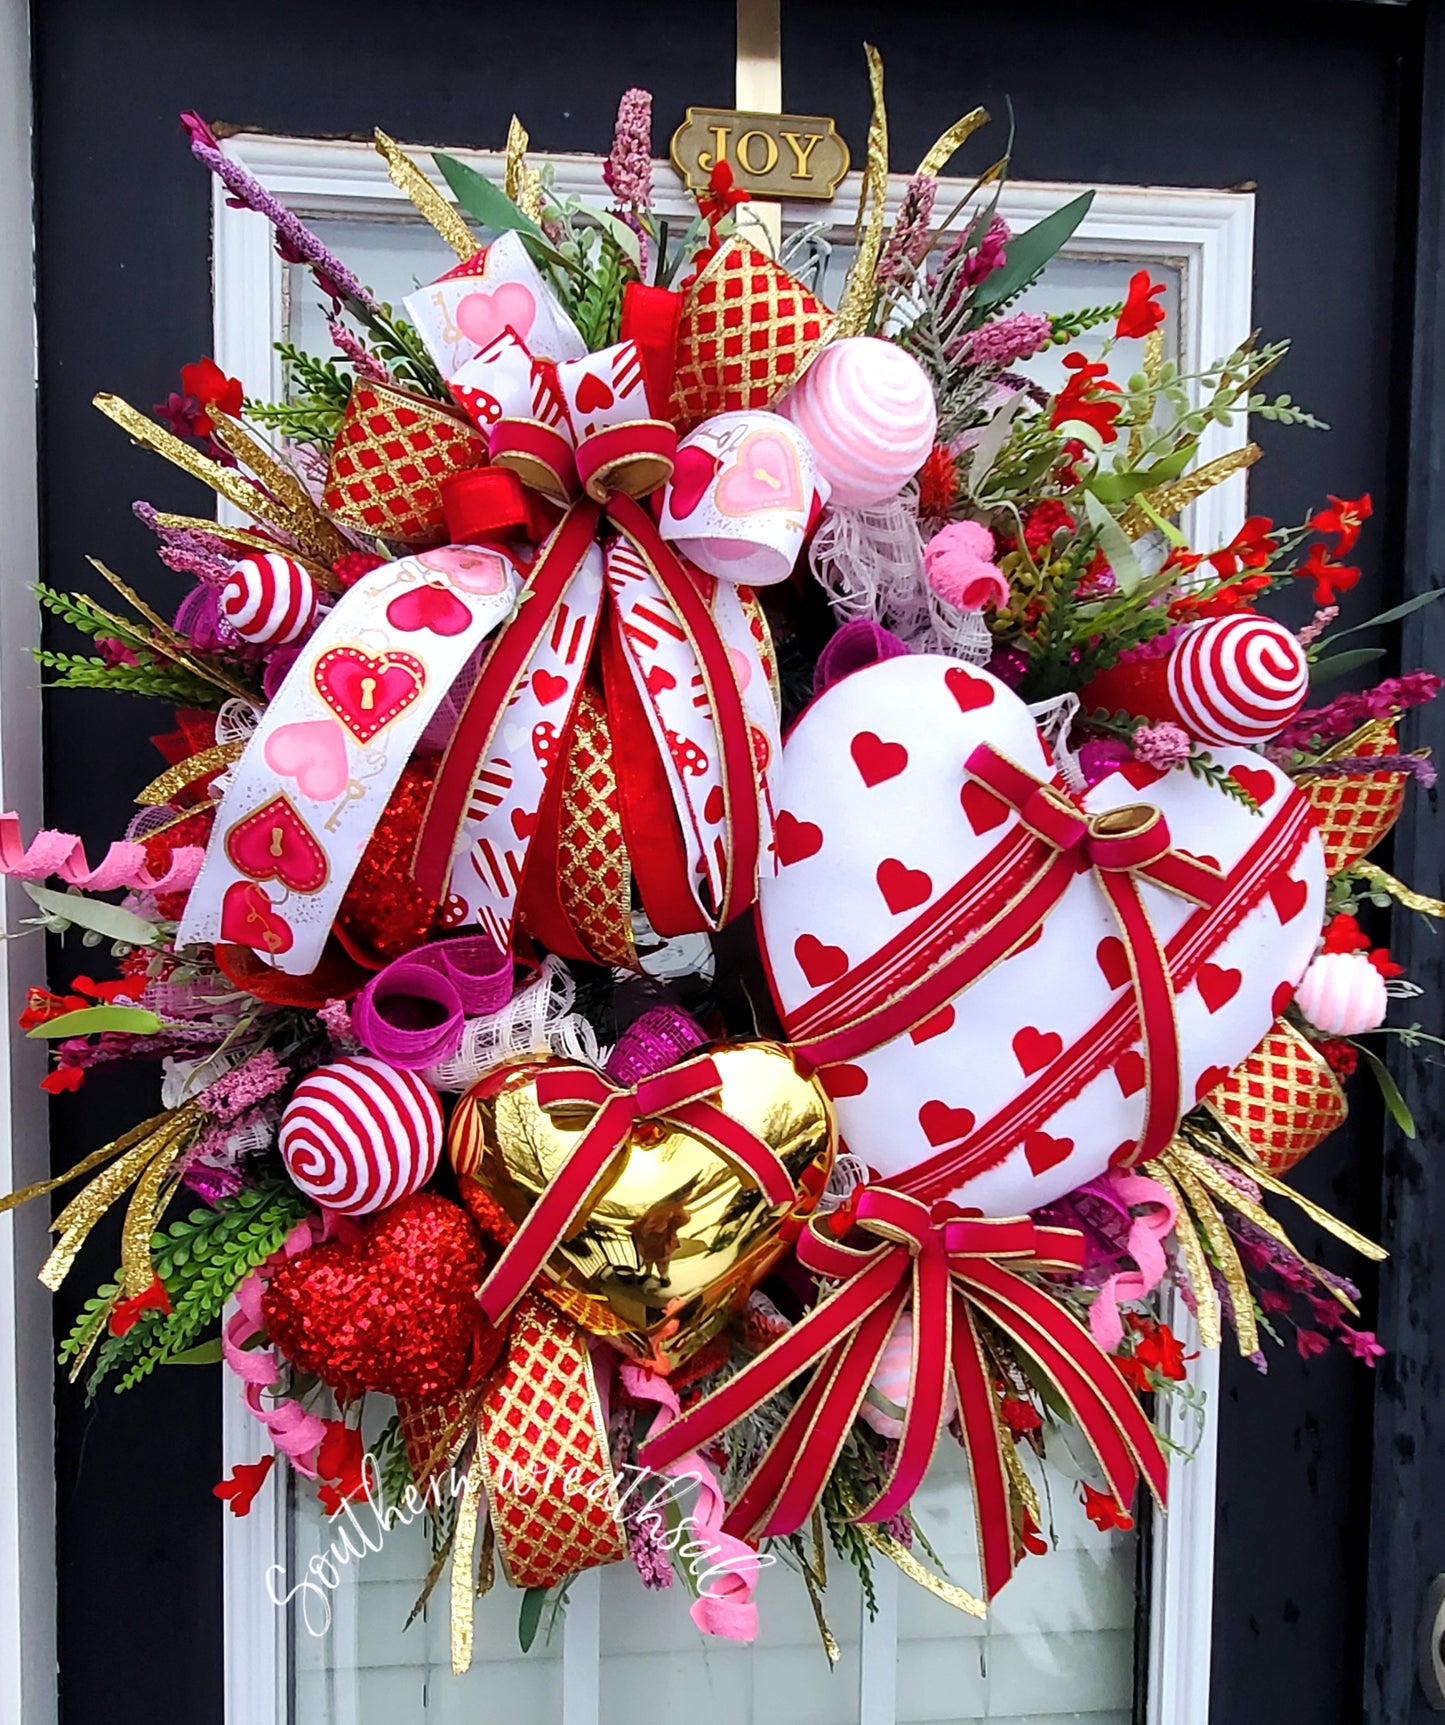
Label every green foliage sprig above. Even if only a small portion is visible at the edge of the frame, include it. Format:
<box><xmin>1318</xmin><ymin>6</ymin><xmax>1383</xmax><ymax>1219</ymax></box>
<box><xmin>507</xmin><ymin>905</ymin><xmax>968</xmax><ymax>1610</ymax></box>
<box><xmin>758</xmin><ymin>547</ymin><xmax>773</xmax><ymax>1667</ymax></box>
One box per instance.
<box><xmin>65</xmin><ymin>1179</ymin><xmax>313</xmax><ymax>1399</ymax></box>
<box><xmin>33</xmin><ymin>649</ymin><xmax>226</xmax><ymax>706</ymax></box>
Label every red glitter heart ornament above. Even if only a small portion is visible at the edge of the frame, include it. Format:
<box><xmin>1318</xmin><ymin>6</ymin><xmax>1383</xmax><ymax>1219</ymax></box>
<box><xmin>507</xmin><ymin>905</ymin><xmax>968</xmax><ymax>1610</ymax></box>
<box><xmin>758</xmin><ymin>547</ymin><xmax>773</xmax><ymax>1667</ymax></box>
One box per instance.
<box><xmin>262</xmin><ymin>1194</ymin><xmax>498</xmax><ymax>1402</ymax></box>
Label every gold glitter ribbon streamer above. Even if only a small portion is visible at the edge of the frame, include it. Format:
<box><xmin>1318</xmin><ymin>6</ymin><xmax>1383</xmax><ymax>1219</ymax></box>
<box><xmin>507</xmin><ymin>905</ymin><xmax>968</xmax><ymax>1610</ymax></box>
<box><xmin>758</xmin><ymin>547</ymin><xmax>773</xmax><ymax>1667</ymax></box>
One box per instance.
<box><xmin>207</xmin><ymin>422</ymin><xmax>347</xmax><ymax>586</ymax></box>
<box><xmin>914</xmin><ymin>107</ymin><xmax>990</xmax><ymax>180</ymax></box>
<box><xmin>148</xmin><ymin>512</ymin><xmax>336</xmax><ymax>584</ymax></box>
<box><xmin>374</xmin><ymin>128</ymin><xmax>476</xmax><ymax>261</ymax></box>
<box><xmin>93</xmin><ymin>394</ymin><xmax>349</xmax><ymax>570</ymax></box>
<box><xmin>854</xmin><ymin>1515</ymin><xmax>987</xmax><ymax>1618</ymax></box>
<box><xmin>27</xmin><ymin>1107</ymin><xmax>202</xmax><ymax>1292</ymax></box>
<box><xmin>1121</xmin><ymin>444</ymin><xmax>1262</xmax><ymax>540</ymax></box>
<box><xmin>1203</xmin><ymin>1136</ymin><xmax>1386</xmax><ymax>1264</ymax></box>
<box><xmin>1350</xmin><ymin>860</ymin><xmax>1445</xmax><ymax>919</ymax></box>
<box><xmin>835</xmin><ymin>45</ymin><xmax>889</xmax><ymax>339</ymax></box>
<box><xmin>1150</xmin><ymin>1162</ymin><xmax>1223</xmax><ymax>1348</ymax></box>
<box><xmin>84</xmin><ymin>560</ymin><xmax>261</xmax><ymax>705</ymax></box>
<box><xmin>450</xmin><ymin>1444</ymin><xmax>489</xmax><ymax>1675</ymax></box>
<box><xmin>1168</xmin><ymin>1161</ymin><xmax>1258</xmax><ymax>1357</ymax></box>
<box><xmin>136</xmin><ymin>743</ymin><xmax>247</xmax><ymax>807</ymax></box>
<box><xmin>504</xmin><ymin>117</ymin><xmax>544</xmax><ymax>224</ymax></box>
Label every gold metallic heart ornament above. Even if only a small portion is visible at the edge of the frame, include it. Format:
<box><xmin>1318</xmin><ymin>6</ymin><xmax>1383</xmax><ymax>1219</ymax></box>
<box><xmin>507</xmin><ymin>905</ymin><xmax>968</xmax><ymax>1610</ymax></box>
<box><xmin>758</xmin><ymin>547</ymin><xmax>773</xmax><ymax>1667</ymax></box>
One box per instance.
<box><xmin>448</xmin><ymin>1043</ymin><xmax>835</xmax><ymax>1370</ymax></box>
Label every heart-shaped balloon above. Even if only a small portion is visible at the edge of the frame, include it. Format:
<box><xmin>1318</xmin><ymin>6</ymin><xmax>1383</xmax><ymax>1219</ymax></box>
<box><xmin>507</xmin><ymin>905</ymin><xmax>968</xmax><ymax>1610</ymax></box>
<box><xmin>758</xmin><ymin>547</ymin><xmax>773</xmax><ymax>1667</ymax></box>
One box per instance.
<box><xmin>757</xmin><ymin>654</ymin><xmax>1327</xmax><ymax>1214</ymax></box>
<box><xmin>262</xmin><ymin>1194</ymin><xmax>497</xmax><ymax>1402</ymax></box>
<box><xmin>448</xmin><ymin>1043</ymin><xmax>835</xmax><ymax>1370</ymax></box>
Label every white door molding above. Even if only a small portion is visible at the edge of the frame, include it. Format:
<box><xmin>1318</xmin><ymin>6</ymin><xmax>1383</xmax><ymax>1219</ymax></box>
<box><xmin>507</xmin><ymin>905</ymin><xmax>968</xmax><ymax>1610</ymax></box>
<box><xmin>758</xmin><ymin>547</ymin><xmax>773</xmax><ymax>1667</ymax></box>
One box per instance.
<box><xmin>0</xmin><ymin>4</ymin><xmax>57</xmax><ymax>1724</ymax></box>
<box><xmin>213</xmin><ymin>132</ymin><xmax>1252</xmax><ymax>1725</ymax></box>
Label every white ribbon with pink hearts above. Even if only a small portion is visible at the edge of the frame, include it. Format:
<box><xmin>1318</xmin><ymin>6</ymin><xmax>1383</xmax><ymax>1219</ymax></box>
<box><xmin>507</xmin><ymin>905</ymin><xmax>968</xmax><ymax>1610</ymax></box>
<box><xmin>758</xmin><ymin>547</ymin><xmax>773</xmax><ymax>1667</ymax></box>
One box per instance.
<box><xmin>177</xmin><ymin>546</ymin><xmax>520</xmax><ymax>975</ymax></box>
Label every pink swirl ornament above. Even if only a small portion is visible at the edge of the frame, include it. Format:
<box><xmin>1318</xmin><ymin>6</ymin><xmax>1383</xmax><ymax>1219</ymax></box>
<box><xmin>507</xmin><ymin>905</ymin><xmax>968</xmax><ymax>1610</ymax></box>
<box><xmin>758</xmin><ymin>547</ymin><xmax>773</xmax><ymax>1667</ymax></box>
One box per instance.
<box><xmin>858</xmin><ymin>1308</ymin><xmax>958</xmax><ymax>1440</ymax></box>
<box><xmin>1165</xmin><ymin>614</ymin><xmax>1309</xmax><ymax>744</ymax></box>
<box><xmin>1294</xmin><ymin>951</ymin><xmax>1388</xmax><ymax>1035</ymax></box>
<box><xmin>779</xmin><ymin>336</ymin><xmax>937</xmax><ymax>508</ymax></box>
<box><xmin>279</xmin><ymin>1055</ymin><xmax>443</xmax><ymax>1214</ymax></box>
<box><xmin>220</xmin><ymin>551</ymin><xmax>319</xmax><ymax>645</ymax></box>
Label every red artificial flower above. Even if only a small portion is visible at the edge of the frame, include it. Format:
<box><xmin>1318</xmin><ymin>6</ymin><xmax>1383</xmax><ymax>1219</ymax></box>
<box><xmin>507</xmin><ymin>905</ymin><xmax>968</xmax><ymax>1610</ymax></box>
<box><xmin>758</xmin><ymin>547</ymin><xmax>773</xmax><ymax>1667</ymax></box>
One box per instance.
<box><xmin>109</xmin><ymin>1275</ymin><xmax>172</xmax><ymax>1337</ymax></box>
<box><xmin>1368</xmin><ymin>947</ymin><xmax>1404</xmax><ymax>980</ymax></box>
<box><xmin>1308</xmin><ymin>493</ymin><xmax>1372</xmax><ymax>556</ymax></box>
<box><xmin>1080</xmin><ymin>1483</ymin><xmax>1134</xmax><ymax>1533</ymax></box>
<box><xmin>698</xmin><ymin>158</ymin><xmax>750</xmax><ymax>226</ymax></box>
<box><xmin>1115</xmin><ymin>1353</ymin><xmax>1152</xmax><ymax>1393</ymax></box>
<box><xmin>916</xmin><ymin>445</ymin><xmax>960</xmax><ymax>521</ymax></box>
<box><xmin>316</xmin><ymin>1419</ymin><xmax>369</xmax><ymax>1516</ymax></box>
<box><xmin>1322</xmin><ymin>912</ymin><xmax>1370</xmax><ymax>954</ymax></box>
<box><xmin>1050</xmin><ymin>353</ymin><xmax>1123</xmax><ymax>444</ymax></box>
<box><xmin>1022</xmin><ymin>498</ymin><xmax>1074</xmax><ymax>558</ymax></box>
<box><xmin>1316</xmin><ymin>1038</ymin><xmax>1359</xmax><ymax>1078</ymax></box>
<box><xmin>1341</xmin><ymin>1326</ymin><xmax>1386</xmax><ymax>1366</ymax></box>
<box><xmin>1133</xmin><ymin>1319</ymin><xmax>1188</xmax><ymax>1382</ymax></box>
<box><xmin>1169</xmin><ymin>516</ymin><xmax>1277</xmax><ymax>581</ymax></box>
<box><xmin>1295</xmin><ymin>1328</ymin><xmax>1331</xmax><ymax>1361</ymax></box>
<box><xmin>1116</xmin><ymin>270</ymin><xmax>1167</xmax><ymax>340</ymax></box>
<box><xmin>17</xmin><ymin>985</ymin><xmax>88</xmax><ymax>1031</ymax></box>
<box><xmin>1297</xmin><ymin>541</ymin><xmax>1361</xmax><ymax>606</ymax></box>
<box><xmin>71</xmin><ymin>973</ymin><xmax>148</xmax><ymax>1003</ymax></box>
<box><xmin>1000</xmin><ymin>1395</ymin><xmax>1043</xmax><ymax>1436</ymax></box>
<box><xmin>1258</xmin><ymin>1287</ymin><xmax>1292</xmax><ymax>1315</ymax></box>
<box><xmin>1020</xmin><ymin>1512</ymin><xmax>1050</xmax><ymax>1557</ymax></box>
<box><xmin>39</xmin><ymin>1066</ymin><xmax>84</xmax><ymax>1095</ymax></box>
<box><xmin>332</xmin><ymin>551</ymin><xmax>388</xmax><ymax>590</ymax></box>
<box><xmin>178</xmin><ymin>357</ymin><xmax>244</xmax><ymax>430</ymax></box>
<box><xmin>214</xmin><ymin>1455</ymin><xmax>276</xmax><ymax>1518</ymax></box>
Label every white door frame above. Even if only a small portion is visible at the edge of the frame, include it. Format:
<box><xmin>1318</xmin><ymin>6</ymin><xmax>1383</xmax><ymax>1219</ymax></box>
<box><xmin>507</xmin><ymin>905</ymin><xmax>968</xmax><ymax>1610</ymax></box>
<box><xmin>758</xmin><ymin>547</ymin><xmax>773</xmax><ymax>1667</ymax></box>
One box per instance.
<box><xmin>209</xmin><ymin>132</ymin><xmax>1247</xmax><ymax>1725</ymax></box>
<box><xmin>0</xmin><ymin>4</ymin><xmax>57</xmax><ymax>1723</ymax></box>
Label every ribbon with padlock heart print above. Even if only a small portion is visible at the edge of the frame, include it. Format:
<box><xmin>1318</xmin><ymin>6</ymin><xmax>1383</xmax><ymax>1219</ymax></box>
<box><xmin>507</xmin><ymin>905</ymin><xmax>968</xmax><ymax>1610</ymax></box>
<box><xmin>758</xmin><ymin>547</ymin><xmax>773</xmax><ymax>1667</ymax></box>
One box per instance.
<box><xmin>639</xmin><ymin>1187</ymin><xmax>1167</xmax><ymax>1598</ymax></box>
<box><xmin>411</xmin><ymin>286</ymin><xmax>784</xmax><ymax>964</ymax></box>
<box><xmin>177</xmin><ymin>546</ymin><xmax>522</xmax><ymax>974</ymax></box>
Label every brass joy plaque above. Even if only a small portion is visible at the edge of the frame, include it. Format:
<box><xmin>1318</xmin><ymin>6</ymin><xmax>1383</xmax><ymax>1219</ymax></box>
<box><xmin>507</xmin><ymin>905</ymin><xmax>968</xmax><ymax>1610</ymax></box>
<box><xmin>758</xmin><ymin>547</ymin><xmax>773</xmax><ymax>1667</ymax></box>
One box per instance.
<box><xmin>670</xmin><ymin>107</ymin><xmax>851</xmax><ymax>202</ymax></box>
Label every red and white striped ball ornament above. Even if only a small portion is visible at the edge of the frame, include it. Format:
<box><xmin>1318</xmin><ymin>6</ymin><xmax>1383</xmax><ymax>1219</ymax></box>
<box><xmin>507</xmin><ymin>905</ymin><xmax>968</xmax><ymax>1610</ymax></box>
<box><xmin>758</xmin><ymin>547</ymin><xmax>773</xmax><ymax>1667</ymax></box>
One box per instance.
<box><xmin>279</xmin><ymin>1055</ymin><xmax>443</xmax><ymax>1214</ymax></box>
<box><xmin>220</xmin><ymin>551</ymin><xmax>319</xmax><ymax>646</ymax></box>
<box><xmin>1166</xmin><ymin>613</ymin><xmax>1310</xmax><ymax>745</ymax></box>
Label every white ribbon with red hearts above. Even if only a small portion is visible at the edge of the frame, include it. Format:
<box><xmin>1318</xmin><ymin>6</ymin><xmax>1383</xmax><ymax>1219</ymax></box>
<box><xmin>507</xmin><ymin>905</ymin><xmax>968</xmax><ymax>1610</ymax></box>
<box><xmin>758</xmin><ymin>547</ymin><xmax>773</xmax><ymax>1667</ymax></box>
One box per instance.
<box><xmin>177</xmin><ymin>547</ymin><xmax>520</xmax><ymax>975</ymax></box>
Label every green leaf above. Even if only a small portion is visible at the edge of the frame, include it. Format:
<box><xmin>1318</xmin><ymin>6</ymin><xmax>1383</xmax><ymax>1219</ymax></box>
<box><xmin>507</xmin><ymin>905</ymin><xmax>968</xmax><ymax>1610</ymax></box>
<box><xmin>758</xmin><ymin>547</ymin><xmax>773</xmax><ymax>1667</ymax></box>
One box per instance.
<box><xmin>1081</xmin><ymin>489</ymin><xmax>1147</xmax><ymax>595</ymax></box>
<box><xmin>969</xmin><ymin>191</ymin><xmax>1095</xmax><ymax>316</ymax></box>
<box><xmin>1088</xmin><ymin>445</ymin><xmax>1193</xmax><ymax>507</ymax></box>
<box><xmin>518</xmin><ymin>1587</ymin><xmax>549</xmax><ymax>1653</ymax></box>
<box><xmin>432</xmin><ymin>154</ymin><xmax>573</xmax><ymax>276</ymax></box>
<box><xmin>1308</xmin><ymin>646</ymin><xmax>1387</xmax><ymax>686</ymax></box>
<box><xmin>165</xmin><ymin>1338</ymin><xmax>223</xmax><ymax>1366</ymax></box>
<box><xmin>23</xmin><ymin>883</ymin><xmax>162</xmax><ymax>946</ymax></box>
<box><xmin>1356</xmin><ymin>1043</ymin><xmax>1416</xmax><ymax>1139</ymax></box>
<box><xmin>585</xmin><ymin>209</ymin><xmax>643</xmax><ymax>271</ymax></box>
<box><xmin>1326</xmin><ymin>587</ymin><xmax>1445</xmax><ymax>641</ymax></box>
<box><xmin>27</xmin><ymin>1005</ymin><xmax>162</xmax><ymax>1039</ymax></box>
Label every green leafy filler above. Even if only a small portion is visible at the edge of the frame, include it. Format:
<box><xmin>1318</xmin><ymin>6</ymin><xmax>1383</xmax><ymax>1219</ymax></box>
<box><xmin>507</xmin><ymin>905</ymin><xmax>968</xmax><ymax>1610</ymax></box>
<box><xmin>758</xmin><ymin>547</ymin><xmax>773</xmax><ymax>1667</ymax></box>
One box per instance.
<box><xmin>60</xmin><ymin>1179</ymin><xmax>312</xmax><ymax>1398</ymax></box>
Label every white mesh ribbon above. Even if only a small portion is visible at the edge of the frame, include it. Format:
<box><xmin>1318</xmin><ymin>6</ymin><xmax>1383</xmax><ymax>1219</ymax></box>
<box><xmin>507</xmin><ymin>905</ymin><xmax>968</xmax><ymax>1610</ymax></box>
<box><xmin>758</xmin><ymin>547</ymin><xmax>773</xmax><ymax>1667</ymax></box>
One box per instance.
<box><xmin>422</xmin><ymin>955</ymin><xmax>605</xmax><ymax>1092</ymax></box>
<box><xmin>808</xmin><ymin>496</ymin><xmax>933</xmax><ymax>641</ymax></box>
<box><xmin>1028</xmin><ymin>690</ymin><xmax>1087</xmax><ymax>793</ymax></box>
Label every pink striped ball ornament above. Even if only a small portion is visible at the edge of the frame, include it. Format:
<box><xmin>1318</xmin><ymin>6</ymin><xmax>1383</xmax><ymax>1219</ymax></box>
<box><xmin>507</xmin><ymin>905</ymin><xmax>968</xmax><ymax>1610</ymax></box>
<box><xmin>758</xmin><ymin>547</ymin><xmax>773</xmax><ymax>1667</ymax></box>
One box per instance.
<box><xmin>279</xmin><ymin>1055</ymin><xmax>443</xmax><ymax>1214</ymax></box>
<box><xmin>779</xmin><ymin>336</ymin><xmax>937</xmax><ymax>509</ymax></box>
<box><xmin>220</xmin><ymin>551</ymin><xmax>319</xmax><ymax>646</ymax></box>
<box><xmin>1165</xmin><ymin>614</ymin><xmax>1309</xmax><ymax>745</ymax></box>
<box><xmin>1295</xmin><ymin>951</ymin><xmax>1388</xmax><ymax>1036</ymax></box>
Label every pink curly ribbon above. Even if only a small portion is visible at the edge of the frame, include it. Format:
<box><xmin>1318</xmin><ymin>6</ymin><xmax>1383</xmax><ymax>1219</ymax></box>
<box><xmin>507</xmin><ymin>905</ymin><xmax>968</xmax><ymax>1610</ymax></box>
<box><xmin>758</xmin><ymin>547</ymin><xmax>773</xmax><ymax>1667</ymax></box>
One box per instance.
<box><xmin>223</xmin><ymin>1215</ymin><xmax>359</xmax><ymax>1476</ymax></box>
<box><xmin>0</xmin><ymin>813</ymin><xmax>204</xmax><ymax>892</ymax></box>
<box><xmin>619</xmin><ymin>1361</ymin><xmax>759</xmax><ymax>1642</ymax></box>
<box><xmin>1087</xmin><ymin>1172</ymin><xmax>1178</xmax><ymax>1351</ymax></box>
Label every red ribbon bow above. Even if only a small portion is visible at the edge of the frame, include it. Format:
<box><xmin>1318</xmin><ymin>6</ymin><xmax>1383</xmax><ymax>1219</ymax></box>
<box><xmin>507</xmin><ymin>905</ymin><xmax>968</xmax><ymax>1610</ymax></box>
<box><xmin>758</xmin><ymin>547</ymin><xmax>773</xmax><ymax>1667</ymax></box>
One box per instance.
<box><xmin>477</xmin><ymin>1053</ymin><xmax>796</xmax><ymax>1326</ymax></box>
<box><xmin>640</xmin><ymin>1187</ymin><xmax>1167</xmax><ymax>1597</ymax></box>
<box><xmin>414</xmin><ymin>287</ymin><xmax>762</xmax><ymax>935</ymax></box>
<box><xmin>963</xmin><ymin>743</ymin><xmax>1225</xmax><ymax>1166</ymax></box>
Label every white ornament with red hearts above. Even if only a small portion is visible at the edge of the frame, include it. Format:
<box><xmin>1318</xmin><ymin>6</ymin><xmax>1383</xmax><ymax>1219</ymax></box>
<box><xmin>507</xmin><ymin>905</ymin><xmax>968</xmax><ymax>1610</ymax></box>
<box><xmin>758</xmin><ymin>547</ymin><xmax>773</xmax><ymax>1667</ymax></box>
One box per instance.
<box><xmin>756</xmin><ymin>654</ymin><xmax>1327</xmax><ymax>1213</ymax></box>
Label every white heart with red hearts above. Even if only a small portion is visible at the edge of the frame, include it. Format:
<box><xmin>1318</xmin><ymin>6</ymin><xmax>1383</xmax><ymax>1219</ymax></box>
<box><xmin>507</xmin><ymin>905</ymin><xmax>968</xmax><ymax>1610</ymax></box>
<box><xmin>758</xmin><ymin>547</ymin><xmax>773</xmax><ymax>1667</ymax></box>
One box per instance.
<box><xmin>756</xmin><ymin>654</ymin><xmax>1326</xmax><ymax>1214</ymax></box>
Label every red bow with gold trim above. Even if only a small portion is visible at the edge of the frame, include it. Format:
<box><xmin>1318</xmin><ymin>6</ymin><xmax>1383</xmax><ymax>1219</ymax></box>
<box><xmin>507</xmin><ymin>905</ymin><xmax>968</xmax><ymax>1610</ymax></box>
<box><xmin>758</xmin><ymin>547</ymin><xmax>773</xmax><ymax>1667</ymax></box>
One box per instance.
<box><xmin>640</xmin><ymin>1187</ymin><xmax>1167</xmax><ymax>1598</ymax></box>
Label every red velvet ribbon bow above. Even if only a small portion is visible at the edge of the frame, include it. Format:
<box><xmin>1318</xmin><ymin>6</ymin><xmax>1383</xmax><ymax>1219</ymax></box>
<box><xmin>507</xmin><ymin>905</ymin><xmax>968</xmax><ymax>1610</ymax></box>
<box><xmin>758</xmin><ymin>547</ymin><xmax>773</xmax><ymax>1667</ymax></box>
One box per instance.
<box><xmin>639</xmin><ymin>1187</ymin><xmax>1168</xmax><ymax>1596</ymax></box>
<box><xmin>476</xmin><ymin>1053</ymin><xmax>796</xmax><ymax>1326</ymax></box>
<box><xmin>963</xmin><ymin>743</ymin><xmax>1226</xmax><ymax>1166</ymax></box>
<box><xmin>414</xmin><ymin>287</ymin><xmax>762</xmax><ymax>933</ymax></box>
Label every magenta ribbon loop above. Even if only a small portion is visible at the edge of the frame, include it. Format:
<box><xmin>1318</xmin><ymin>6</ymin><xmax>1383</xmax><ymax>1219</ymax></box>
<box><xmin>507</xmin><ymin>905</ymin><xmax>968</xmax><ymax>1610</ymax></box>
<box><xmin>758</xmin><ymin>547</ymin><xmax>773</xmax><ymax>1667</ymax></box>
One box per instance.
<box><xmin>352</xmin><ymin>934</ymin><xmax>514</xmax><ymax>1070</ymax></box>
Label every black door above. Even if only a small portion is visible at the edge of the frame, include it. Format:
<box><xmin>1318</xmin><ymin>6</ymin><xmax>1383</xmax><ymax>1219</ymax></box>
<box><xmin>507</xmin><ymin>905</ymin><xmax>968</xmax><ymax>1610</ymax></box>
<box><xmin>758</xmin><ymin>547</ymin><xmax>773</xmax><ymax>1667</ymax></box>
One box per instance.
<box><xmin>29</xmin><ymin>2</ymin><xmax>1434</xmax><ymax>1721</ymax></box>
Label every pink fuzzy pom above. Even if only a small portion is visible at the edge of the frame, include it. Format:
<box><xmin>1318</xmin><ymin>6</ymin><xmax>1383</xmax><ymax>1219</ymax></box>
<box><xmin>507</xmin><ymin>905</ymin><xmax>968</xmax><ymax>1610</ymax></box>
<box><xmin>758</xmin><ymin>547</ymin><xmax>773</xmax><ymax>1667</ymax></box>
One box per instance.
<box><xmin>924</xmin><ymin>521</ymin><xmax>1010</xmax><ymax>613</ymax></box>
